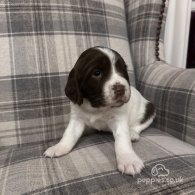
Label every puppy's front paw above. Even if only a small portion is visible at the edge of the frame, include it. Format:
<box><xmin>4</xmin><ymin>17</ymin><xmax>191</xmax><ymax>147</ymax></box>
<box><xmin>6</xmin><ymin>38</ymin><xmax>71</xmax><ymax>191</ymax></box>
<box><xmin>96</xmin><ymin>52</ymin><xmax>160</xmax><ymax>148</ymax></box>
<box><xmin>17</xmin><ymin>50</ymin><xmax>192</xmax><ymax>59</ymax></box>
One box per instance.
<box><xmin>44</xmin><ymin>143</ymin><xmax>69</xmax><ymax>158</ymax></box>
<box><xmin>117</xmin><ymin>153</ymin><xmax>144</xmax><ymax>176</ymax></box>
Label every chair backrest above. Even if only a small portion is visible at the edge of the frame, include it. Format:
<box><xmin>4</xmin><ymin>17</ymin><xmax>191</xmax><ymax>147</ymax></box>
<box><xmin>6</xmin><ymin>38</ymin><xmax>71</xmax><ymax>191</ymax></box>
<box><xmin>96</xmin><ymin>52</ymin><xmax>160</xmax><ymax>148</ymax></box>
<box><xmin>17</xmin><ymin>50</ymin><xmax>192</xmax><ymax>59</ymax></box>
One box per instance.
<box><xmin>125</xmin><ymin>0</ymin><xmax>168</xmax><ymax>71</ymax></box>
<box><xmin>0</xmin><ymin>0</ymin><xmax>135</xmax><ymax>148</ymax></box>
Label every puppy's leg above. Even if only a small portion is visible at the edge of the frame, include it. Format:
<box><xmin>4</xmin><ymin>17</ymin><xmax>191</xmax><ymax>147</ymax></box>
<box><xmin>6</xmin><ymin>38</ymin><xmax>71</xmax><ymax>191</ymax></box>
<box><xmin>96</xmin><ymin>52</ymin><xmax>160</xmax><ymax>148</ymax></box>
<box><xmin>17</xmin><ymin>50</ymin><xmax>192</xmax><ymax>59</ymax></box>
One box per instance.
<box><xmin>110</xmin><ymin>120</ymin><xmax>144</xmax><ymax>176</ymax></box>
<box><xmin>44</xmin><ymin>118</ymin><xmax>85</xmax><ymax>158</ymax></box>
<box><xmin>130</xmin><ymin>116</ymin><xmax>155</xmax><ymax>142</ymax></box>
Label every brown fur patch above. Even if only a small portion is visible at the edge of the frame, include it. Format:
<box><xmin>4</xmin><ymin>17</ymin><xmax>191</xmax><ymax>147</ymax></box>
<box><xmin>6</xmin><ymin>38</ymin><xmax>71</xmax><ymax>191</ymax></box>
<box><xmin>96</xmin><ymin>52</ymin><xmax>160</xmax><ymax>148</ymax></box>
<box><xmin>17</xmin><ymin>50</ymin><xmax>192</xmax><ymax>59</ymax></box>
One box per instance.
<box><xmin>141</xmin><ymin>102</ymin><xmax>155</xmax><ymax>124</ymax></box>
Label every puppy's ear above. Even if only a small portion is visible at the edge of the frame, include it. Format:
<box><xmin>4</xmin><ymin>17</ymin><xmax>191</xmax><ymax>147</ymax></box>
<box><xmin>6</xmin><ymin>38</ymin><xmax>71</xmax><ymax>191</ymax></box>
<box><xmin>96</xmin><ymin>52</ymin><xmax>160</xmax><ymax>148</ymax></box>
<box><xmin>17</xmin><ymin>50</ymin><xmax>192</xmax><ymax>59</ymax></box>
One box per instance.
<box><xmin>65</xmin><ymin>68</ymin><xmax>83</xmax><ymax>105</ymax></box>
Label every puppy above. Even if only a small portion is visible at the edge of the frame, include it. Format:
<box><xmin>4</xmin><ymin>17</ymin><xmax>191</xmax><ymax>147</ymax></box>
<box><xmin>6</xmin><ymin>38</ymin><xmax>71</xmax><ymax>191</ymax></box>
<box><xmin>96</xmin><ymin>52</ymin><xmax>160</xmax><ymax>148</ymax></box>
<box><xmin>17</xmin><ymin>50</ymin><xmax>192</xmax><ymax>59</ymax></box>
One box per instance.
<box><xmin>44</xmin><ymin>46</ymin><xmax>155</xmax><ymax>176</ymax></box>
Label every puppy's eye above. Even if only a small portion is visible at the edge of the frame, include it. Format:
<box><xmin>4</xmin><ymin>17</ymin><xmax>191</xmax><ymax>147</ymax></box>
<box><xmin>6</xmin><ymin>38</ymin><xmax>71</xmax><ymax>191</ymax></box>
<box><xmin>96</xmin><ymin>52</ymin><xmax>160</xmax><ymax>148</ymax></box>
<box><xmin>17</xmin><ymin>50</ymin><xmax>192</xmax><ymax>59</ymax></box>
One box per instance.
<box><xmin>92</xmin><ymin>69</ymin><xmax>102</xmax><ymax>78</ymax></box>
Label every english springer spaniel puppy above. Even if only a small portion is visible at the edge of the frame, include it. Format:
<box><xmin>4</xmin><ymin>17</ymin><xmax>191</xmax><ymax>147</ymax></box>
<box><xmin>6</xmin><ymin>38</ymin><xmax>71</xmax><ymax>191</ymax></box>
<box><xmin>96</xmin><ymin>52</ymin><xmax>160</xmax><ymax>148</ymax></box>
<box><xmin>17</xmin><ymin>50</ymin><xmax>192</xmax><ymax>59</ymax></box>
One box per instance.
<box><xmin>44</xmin><ymin>46</ymin><xmax>155</xmax><ymax>176</ymax></box>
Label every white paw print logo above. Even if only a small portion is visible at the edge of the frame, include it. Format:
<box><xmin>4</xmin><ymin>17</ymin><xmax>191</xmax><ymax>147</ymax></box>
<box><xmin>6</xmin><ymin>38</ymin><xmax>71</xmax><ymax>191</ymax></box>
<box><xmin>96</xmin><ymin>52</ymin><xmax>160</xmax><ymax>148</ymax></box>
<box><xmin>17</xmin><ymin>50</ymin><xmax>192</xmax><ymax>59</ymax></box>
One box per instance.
<box><xmin>151</xmin><ymin>164</ymin><xmax>170</xmax><ymax>177</ymax></box>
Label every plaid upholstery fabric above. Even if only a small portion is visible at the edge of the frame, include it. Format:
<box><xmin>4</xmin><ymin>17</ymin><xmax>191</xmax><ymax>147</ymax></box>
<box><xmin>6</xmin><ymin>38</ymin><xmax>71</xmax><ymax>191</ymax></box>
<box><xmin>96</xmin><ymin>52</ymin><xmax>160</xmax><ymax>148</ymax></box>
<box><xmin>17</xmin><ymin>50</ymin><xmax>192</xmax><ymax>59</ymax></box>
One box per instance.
<box><xmin>0</xmin><ymin>0</ymin><xmax>135</xmax><ymax>147</ymax></box>
<box><xmin>1</xmin><ymin>128</ymin><xmax>195</xmax><ymax>195</ymax></box>
<box><xmin>137</xmin><ymin>61</ymin><xmax>195</xmax><ymax>147</ymax></box>
<box><xmin>125</xmin><ymin>0</ymin><xmax>168</xmax><ymax>69</ymax></box>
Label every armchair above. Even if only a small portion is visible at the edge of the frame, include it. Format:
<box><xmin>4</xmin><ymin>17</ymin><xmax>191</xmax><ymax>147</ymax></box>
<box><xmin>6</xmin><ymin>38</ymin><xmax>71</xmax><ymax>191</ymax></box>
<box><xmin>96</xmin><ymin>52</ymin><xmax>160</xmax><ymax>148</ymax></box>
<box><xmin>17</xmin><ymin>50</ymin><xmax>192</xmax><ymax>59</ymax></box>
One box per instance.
<box><xmin>0</xmin><ymin>0</ymin><xmax>195</xmax><ymax>194</ymax></box>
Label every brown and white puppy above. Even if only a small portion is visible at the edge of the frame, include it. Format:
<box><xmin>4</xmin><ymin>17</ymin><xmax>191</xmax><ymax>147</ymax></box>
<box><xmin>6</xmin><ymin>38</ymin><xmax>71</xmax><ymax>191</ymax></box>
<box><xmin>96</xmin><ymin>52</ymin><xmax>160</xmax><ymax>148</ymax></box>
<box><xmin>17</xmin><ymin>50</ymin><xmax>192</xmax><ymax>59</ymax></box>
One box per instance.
<box><xmin>44</xmin><ymin>46</ymin><xmax>155</xmax><ymax>176</ymax></box>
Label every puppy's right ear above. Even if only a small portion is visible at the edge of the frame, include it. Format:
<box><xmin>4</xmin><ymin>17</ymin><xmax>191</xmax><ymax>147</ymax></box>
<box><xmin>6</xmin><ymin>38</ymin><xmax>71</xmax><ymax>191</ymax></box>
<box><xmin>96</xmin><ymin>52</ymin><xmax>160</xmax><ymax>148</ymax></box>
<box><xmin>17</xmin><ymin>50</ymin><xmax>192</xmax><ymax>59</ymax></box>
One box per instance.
<box><xmin>65</xmin><ymin>68</ymin><xmax>83</xmax><ymax>105</ymax></box>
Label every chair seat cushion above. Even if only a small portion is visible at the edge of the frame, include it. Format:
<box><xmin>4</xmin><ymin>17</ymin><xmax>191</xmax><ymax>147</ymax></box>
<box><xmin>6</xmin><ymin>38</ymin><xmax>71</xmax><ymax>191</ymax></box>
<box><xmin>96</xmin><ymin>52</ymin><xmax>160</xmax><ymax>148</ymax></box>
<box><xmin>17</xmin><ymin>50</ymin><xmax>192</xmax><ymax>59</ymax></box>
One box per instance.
<box><xmin>1</xmin><ymin>128</ymin><xmax>195</xmax><ymax>195</ymax></box>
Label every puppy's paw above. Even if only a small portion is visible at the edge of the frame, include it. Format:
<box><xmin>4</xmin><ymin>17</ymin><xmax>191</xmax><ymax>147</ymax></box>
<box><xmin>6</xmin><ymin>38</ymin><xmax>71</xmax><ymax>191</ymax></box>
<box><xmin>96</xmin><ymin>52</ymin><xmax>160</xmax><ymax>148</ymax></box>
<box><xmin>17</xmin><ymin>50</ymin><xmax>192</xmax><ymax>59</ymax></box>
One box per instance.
<box><xmin>117</xmin><ymin>153</ymin><xmax>144</xmax><ymax>176</ymax></box>
<box><xmin>44</xmin><ymin>143</ymin><xmax>69</xmax><ymax>158</ymax></box>
<box><xmin>130</xmin><ymin>131</ymin><xmax>140</xmax><ymax>142</ymax></box>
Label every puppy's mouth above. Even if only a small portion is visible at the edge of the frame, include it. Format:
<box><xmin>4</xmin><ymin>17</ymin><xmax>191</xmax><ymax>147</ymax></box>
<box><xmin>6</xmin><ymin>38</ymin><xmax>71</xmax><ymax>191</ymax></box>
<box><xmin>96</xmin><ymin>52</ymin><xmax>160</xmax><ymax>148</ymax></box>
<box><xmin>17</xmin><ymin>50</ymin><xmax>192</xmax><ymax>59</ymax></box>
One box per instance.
<box><xmin>110</xmin><ymin>96</ymin><xmax>130</xmax><ymax>108</ymax></box>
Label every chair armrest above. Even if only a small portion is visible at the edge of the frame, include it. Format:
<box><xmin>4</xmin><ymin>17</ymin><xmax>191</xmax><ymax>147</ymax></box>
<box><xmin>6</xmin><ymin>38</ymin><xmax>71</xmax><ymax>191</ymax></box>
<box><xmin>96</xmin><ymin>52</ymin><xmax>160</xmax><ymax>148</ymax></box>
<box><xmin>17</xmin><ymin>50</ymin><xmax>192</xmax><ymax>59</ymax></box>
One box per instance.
<box><xmin>136</xmin><ymin>61</ymin><xmax>195</xmax><ymax>146</ymax></box>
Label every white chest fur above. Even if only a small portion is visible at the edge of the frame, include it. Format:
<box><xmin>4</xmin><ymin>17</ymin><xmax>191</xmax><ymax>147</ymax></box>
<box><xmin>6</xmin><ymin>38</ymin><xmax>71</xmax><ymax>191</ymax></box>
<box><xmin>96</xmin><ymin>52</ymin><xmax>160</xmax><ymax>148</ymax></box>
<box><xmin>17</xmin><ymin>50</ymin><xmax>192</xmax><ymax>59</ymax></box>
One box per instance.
<box><xmin>73</xmin><ymin>104</ymin><xmax>114</xmax><ymax>131</ymax></box>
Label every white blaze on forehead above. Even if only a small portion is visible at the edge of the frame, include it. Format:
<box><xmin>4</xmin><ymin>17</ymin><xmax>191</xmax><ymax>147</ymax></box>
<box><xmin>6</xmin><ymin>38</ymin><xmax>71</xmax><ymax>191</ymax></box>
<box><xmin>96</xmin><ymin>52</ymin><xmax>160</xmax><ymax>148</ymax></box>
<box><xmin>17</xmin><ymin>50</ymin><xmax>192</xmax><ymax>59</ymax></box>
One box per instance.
<box><xmin>96</xmin><ymin>47</ymin><xmax>116</xmax><ymax>69</ymax></box>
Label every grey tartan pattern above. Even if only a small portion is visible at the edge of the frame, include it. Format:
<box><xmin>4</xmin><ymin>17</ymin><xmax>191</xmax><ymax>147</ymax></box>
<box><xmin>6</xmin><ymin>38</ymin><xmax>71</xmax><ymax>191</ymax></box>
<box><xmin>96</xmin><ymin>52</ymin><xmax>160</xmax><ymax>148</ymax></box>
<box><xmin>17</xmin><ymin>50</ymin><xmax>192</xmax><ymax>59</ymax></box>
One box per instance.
<box><xmin>125</xmin><ymin>0</ymin><xmax>167</xmax><ymax>69</ymax></box>
<box><xmin>1</xmin><ymin>128</ymin><xmax>195</xmax><ymax>195</ymax></box>
<box><xmin>1</xmin><ymin>0</ymin><xmax>195</xmax><ymax>194</ymax></box>
<box><xmin>137</xmin><ymin>61</ymin><xmax>195</xmax><ymax>147</ymax></box>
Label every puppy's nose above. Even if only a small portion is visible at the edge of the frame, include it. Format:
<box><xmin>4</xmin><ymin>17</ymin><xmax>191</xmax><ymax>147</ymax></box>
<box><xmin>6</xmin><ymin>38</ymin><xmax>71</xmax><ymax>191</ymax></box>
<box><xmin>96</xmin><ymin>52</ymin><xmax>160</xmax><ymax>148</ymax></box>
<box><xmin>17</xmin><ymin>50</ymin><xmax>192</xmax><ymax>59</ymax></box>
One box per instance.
<box><xmin>112</xmin><ymin>83</ymin><xmax>125</xmax><ymax>97</ymax></box>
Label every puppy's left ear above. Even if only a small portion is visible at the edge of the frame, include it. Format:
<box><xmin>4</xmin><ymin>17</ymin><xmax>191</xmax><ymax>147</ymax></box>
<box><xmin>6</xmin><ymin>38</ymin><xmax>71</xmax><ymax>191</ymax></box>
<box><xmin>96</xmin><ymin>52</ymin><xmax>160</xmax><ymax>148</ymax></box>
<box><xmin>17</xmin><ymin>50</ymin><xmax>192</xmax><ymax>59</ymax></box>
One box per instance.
<box><xmin>65</xmin><ymin>68</ymin><xmax>83</xmax><ymax>105</ymax></box>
